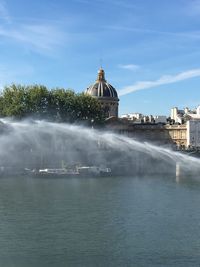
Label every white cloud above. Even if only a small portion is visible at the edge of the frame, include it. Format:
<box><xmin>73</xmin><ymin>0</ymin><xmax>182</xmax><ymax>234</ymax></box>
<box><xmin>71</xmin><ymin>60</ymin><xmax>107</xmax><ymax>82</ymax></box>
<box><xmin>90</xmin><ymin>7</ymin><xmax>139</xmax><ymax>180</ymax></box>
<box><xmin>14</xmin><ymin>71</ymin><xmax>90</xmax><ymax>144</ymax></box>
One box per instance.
<box><xmin>118</xmin><ymin>64</ymin><xmax>140</xmax><ymax>71</ymax></box>
<box><xmin>0</xmin><ymin>1</ymin><xmax>67</xmax><ymax>55</ymax></box>
<box><xmin>0</xmin><ymin>0</ymin><xmax>11</xmax><ymax>23</ymax></box>
<box><xmin>0</xmin><ymin>23</ymin><xmax>66</xmax><ymax>54</ymax></box>
<box><xmin>106</xmin><ymin>25</ymin><xmax>200</xmax><ymax>40</ymax></box>
<box><xmin>118</xmin><ymin>69</ymin><xmax>200</xmax><ymax>96</ymax></box>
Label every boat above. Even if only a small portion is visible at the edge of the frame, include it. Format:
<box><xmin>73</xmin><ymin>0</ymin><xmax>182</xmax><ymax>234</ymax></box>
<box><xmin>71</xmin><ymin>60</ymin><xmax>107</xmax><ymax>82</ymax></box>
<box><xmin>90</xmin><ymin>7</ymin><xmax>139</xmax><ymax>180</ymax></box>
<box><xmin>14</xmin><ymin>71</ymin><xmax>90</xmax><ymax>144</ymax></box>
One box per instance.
<box><xmin>77</xmin><ymin>166</ymin><xmax>112</xmax><ymax>177</ymax></box>
<box><xmin>26</xmin><ymin>165</ymin><xmax>112</xmax><ymax>178</ymax></box>
<box><xmin>35</xmin><ymin>168</ymin><xmax>79</xmax><ymax>178</ymax></box>
<box><xmin>99</xmin><ymin>167</ymin><xmax>112</xmax><ymax>176</ymax></box>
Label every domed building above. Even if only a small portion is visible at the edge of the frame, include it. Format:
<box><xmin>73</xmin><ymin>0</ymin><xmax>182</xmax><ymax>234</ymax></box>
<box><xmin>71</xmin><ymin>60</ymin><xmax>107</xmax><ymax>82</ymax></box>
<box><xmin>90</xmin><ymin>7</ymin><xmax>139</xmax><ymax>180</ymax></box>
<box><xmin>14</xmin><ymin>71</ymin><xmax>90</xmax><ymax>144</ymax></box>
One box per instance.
<box><xmin>85</xmin><ymin>68</ymin><xmax>119</xmax><ymax>118</ymax></box>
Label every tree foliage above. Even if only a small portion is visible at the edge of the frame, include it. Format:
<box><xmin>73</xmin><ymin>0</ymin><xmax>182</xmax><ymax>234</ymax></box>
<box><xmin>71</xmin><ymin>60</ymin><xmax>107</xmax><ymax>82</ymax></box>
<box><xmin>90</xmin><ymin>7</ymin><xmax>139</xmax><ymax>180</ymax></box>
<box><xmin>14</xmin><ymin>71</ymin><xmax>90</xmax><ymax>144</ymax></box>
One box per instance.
<box><xmin>0</xmin><ymin>84</ymin><xmax>105</xmax><ymax>124</ymax></box>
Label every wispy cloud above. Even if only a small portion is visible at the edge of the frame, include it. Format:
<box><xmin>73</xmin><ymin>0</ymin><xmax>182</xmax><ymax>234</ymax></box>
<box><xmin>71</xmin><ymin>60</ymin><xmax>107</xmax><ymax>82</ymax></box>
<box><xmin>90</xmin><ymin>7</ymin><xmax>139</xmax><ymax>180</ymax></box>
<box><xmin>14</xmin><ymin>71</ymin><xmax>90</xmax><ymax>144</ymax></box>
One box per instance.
<box><xmin>118</xmin><ymin>64</ymin><xmax>140</xmax><ymax>71</ymax></box>
<box><xmin>106</xmin><ymin>25</ymin><xmax>200</xmax><ymax>40</ymax></box>
<box><xmin>74</xmin><ymin>0</ymin><xmax>136</xmax><ymax>9</ymax></box>
<box><xmin>0</xmin><ymin>1</ymin><xmax>67</xmax><ymax>55</ymax></box>
<box><xmin>0</xmin><ymin>0</ymin><xmax>11</xmax><ymax>23</ymax></box>
<box><xmin>118</xmin><ymin>69</ymin><xmax>200</xmax><ymax>96</ymax></box>
<box><xmin>104</xmin><ymin>0</ymin><xmax>136</xmax><ymax>9</ymax></box>
<box><xmin>0</xmin><ymin>23</ymin><xmax>67</xmax><ymax>54</ymax></box>
<box><xmin>185</xmin><ymin>0</ymin><xmax>200</xmax><ymax>15</ymax></box>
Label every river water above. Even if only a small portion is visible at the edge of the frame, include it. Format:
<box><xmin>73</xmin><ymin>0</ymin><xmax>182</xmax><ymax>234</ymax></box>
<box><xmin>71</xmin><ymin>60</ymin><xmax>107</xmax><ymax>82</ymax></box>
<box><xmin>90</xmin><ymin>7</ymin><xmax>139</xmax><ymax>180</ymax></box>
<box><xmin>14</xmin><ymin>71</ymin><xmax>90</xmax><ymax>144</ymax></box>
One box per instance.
<box><xmin>0</xmin><ymin>175</ymin><xmax>200</xmax><ymax>267</ymax></box>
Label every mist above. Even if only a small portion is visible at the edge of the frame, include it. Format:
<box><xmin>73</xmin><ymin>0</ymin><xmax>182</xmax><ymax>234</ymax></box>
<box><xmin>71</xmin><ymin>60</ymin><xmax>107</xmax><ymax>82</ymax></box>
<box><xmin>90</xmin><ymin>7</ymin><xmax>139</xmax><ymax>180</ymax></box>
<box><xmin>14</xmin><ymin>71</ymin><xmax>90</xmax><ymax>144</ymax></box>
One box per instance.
<box><xmin>0</xmin><ymin>119</ymin><xmax>199</xmax><ymax>176</ymax></box>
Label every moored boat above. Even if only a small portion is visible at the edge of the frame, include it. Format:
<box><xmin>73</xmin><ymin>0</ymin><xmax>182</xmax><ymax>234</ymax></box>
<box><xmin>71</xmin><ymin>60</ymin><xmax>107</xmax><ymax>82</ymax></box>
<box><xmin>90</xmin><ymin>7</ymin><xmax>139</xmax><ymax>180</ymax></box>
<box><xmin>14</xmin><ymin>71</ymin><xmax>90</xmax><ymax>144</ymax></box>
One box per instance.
<box><xmin>35</xmin><ymin>168</ymin><xmax>79</xmax><ymax>178</ymax></box>
<box><xmin>77</xmin><ymin>166</ymin><xmax>112</xmax><ymax>176</ymax></box>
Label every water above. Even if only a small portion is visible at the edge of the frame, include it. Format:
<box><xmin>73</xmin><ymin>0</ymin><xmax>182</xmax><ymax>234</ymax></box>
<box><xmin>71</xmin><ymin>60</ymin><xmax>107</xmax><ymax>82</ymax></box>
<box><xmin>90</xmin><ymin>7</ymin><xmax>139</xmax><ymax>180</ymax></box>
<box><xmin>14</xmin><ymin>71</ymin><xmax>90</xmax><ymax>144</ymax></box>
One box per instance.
<box><xmin>0</xmin><ymin>120</ymin><xmax>200</xmax><ymax>266</ymax></box>
<box><xmin>0</xmin><ymin>175</ymin><xmax>200</xmax><ymax>267</ymax></box>
<box><xmin>0</xmin><ymin>119</ymin><xmax>200</xmax><ymax>175</ymax></box>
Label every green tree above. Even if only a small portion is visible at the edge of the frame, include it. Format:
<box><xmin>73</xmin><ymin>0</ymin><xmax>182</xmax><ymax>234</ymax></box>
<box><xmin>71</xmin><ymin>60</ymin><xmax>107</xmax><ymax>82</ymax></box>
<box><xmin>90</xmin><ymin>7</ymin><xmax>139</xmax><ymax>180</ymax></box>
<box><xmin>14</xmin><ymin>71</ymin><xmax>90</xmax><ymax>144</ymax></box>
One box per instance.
<box><xmin>49</xmin><ymin>89</ymin><xmax>76</xmax><ymax>122</ymax></box>
<box><xmin>1</xmin><ymin>84</ymin><xmax>29</xmax><ymax>118</ymax></box>
<box><xmin>75</xmin><ymin>93</ymin><xmax>105</xmax><ymax>125</ymax></box>
<box><xmin>0</xmin><ymin>84</ymin><xmax>105</xmax><ymax>125</ymax></box>
<box><xmin>28</xmin><ymin>85</ymin><xmax>49</xmax><ymax>119</ymax></box>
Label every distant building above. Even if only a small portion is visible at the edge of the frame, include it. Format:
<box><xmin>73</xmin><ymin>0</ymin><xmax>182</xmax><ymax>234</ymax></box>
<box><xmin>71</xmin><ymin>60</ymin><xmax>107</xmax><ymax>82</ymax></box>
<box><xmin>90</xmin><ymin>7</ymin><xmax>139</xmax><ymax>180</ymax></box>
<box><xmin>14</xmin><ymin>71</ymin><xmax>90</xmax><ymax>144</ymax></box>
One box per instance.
<box><xmin>171</xmin><ymin>107</ymin><xmax>185</xmax><ymax>124</ymax></box>
<box><xmin>85</xmin><ymin>69</ymin><xmax>200</xmax><ymax>150</ymax></box>
<box><xmin>165</xmin><ymin>124</ymin><xmax>187</xmax><ymax>149</ymax></box>
<box><xmin>120</xmin><ymin>113</ymin><xmax>167</xmax><ymax>124</ymax></box>
<box><xmin>105</xmin><ymin>117</ymin><xmax>200</xmax><ymax>150</ymax></box>
<box><xmin>121</xmin><ymin>113</ymin><xmax>143</xmax><ymax>122</ymax></box>
<box><xmin>186</xmin><ymin>120</ymin><xmax>200</xmax><ymax>148</ymax></box>
<box><xmin>104</xmin><ymin>117</ymin><xmax>189</xmax><ymax>149</ymax></box>
<box><xmin>154</xmin><ymin>116</ymin><xmax>167</xmax><ymax>124</ymax></box>
<box><xmin>85</xmin><ymin>68</ymin><xmax>119</xmax><ymax>118</ymax></box>
<box><xmin>170</xmin><ymin>106</ymin><xmax>200</xmax><ymax>124</ymax></box>
<box><xmin>105</xmin><ymin>117</ymin><xmax>173</xmax><ymax>145</ymax></box>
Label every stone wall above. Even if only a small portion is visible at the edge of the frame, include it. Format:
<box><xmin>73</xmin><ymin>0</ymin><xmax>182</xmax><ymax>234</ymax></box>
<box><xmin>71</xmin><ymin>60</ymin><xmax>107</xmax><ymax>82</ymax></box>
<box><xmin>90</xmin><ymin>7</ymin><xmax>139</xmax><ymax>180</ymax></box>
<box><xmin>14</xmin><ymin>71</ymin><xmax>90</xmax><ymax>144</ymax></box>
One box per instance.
<box><xmin>105</xmin><ymin>118</ymin><xmax>187</xmax><ymax>148</ymax></box>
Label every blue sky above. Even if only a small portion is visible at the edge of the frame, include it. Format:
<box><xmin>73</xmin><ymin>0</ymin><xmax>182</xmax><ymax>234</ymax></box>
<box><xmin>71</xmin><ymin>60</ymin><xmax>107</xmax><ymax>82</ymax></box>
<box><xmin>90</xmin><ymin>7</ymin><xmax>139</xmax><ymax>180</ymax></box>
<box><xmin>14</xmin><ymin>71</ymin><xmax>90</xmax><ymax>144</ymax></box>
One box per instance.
<box><xmin>1</xmin><ymin>0</ymin><xmax>200</xmax><ymax>116</ymax></box>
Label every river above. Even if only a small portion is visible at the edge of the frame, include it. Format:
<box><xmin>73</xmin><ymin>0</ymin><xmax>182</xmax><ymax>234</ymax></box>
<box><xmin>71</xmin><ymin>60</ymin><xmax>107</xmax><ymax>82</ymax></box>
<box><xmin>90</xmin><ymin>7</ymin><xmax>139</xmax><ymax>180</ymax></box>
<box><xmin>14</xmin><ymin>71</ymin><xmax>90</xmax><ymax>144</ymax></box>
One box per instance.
<box><xmin>0</xmin><ymin>175</ymin><xmax>200</xmax><ymax>267</ymax></box>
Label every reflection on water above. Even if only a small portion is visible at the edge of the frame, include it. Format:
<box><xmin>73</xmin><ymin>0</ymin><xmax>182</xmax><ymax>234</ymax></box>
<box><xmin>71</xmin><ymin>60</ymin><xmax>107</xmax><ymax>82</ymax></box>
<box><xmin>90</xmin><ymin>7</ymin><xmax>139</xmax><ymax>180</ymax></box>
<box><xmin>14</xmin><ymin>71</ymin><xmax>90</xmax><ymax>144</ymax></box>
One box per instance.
<box><xmin>0</xmin><ymin>175</ymin><xmax>200</xmax><ymax>266</ymax></box>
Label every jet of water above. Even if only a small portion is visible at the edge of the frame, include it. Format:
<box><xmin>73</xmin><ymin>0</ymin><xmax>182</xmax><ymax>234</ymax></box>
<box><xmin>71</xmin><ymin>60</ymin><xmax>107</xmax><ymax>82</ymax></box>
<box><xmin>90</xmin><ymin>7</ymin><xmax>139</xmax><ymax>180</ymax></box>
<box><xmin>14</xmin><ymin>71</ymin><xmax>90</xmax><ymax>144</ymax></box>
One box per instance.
<box><xmin>0</xmin><ymin>119</ymin><xmax>199</xmax><ymax>176</ymax></box>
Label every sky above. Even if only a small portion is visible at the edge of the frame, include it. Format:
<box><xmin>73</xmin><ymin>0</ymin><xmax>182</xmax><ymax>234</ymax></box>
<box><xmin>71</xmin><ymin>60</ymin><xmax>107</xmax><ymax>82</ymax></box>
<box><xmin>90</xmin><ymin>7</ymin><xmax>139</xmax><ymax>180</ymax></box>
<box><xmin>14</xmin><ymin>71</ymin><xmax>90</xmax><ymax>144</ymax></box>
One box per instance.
<box><xmin>0</xmin><ymin>0</ymin><xmax>200</xmax><ymax>116</ymax></box>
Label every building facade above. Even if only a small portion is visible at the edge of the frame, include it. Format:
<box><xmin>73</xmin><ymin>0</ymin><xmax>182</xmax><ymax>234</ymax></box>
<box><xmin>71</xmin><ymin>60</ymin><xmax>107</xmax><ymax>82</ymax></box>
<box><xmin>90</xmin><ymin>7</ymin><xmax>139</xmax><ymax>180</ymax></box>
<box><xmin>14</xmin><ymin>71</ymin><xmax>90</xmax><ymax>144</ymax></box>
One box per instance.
<box><xmin>186</xmin><ymin>120</ymin><xmax>200</xmax><ymax>148</ymax></box>
<box><xmin>85</xmin><ymin>69</ymin><xmax>200</xmax><ymax>150</ymax></box>
<box><xmin>120</xmin><ymin>113</ymin><xmax>167</xmax><ymax>124</ymax></box>
<box><xmin>105</xmin><ymin>117</ymin><xmax>188</xmax><ymax>148</ymax></box>
<box><xmin>170</xmin><ymin>106</ymin><xmax>200</xmax><ymax>124</ymax></box>
<box><xmin>165</xmin><ymin>124</ymin><xmax>187</xmax><ymax>149</ymax></box>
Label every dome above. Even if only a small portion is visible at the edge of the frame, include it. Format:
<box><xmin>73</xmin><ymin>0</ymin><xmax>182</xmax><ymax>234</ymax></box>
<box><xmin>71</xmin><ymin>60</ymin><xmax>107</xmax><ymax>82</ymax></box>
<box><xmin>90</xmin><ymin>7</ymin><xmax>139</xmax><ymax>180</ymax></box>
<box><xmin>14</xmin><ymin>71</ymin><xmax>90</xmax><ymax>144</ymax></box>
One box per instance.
<box><xmin>85</xmin><ymin>68</ymin><xmax>119</xmax><ymax>118</ymax></box>
<box><xmin>86</xmin><ymin>68</ymin><xmax>118</xmax><ymax>99</ymax></box>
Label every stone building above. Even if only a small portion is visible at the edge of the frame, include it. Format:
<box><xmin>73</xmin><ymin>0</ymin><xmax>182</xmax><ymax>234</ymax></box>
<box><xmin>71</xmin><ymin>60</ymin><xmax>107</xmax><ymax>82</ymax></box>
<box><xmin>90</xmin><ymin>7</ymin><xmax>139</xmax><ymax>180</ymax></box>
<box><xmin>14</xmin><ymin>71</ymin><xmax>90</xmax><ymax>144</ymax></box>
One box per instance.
<box><xmin>105</xmin><ymin>117</ymin><xmax>188</xmax><ymax>148</ymax></box>
<box><xmin>186</xmin><ymin>120</ymin><xmax>200</xmax><ymax>148</ymax></box>
<box><xmin>85</xmin><ymin>68</ymin><xmax>119</xmax><ymax>118</ymax></box>
<box><xmin>85</xmin><ymin>68</ymin><xmax>200</xmax><ymax>150</ymax></box>
<box><xmin>170</xmin><ymin>106</ymin><xmax>200</xmax><ymax>124</ymax></box>
<box><xmin>105</xmin><ymin>118</ymin><xmax>171</xmax><ymax>145</ymax></box>
<box><xmin>165</xmin><ymin>124</ymin><xmax>187</xmax><ymax>149</ymax></box>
